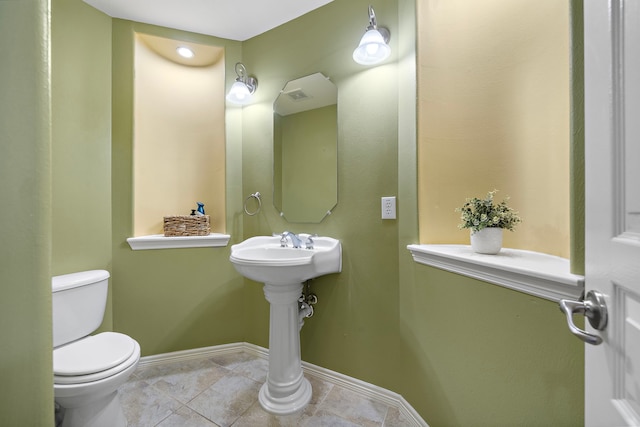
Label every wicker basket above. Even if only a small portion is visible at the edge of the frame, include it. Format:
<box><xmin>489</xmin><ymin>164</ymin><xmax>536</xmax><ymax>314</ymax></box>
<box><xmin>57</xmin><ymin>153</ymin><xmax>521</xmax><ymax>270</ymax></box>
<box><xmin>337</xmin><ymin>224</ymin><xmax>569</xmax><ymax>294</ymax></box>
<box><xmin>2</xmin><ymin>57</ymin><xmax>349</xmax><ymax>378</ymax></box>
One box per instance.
<box><xmin>163</xmin><ymin>215</ymin><xmax>211</xmax><ymax>237</ymax></box>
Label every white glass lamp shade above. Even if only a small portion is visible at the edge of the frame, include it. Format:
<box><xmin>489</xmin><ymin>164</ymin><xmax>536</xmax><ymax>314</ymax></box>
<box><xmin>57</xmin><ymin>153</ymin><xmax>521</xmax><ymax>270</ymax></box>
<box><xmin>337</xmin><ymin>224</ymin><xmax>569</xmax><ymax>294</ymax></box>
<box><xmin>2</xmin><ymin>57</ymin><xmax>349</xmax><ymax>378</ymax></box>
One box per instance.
<box><xmin>353</xmin><ymin>29</ymin><xmax>391</xmax><ymax>65</ymax></box>
<box><xmin>226</xmin><ymin>81</ymin><xmax>253</xmax><ymax>105</ymax></box>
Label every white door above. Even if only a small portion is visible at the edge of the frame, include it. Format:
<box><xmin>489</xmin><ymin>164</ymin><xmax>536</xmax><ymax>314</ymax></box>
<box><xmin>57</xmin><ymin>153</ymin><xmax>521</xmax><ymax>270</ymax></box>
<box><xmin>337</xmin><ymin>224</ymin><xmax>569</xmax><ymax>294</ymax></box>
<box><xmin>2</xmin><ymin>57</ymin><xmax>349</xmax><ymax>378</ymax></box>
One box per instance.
<box><xmin>584</xmin><ymin>0</ymin><xmax>640</xmax><ymax>425</ymax></box>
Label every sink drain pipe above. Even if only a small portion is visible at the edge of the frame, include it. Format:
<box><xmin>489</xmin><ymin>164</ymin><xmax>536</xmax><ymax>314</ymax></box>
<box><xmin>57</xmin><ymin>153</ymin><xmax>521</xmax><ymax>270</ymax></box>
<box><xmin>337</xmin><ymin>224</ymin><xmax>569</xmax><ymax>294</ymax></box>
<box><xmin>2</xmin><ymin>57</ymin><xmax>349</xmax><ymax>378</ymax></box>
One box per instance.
<box><xmin>298</xmin><ymin>280</ymin><xmax>317</xmax><ymax>330</ymax></box>
<box><xmin>298</xmin><ymin>300</ymin><xmax>314</xmax><ymax>330</ymax></box>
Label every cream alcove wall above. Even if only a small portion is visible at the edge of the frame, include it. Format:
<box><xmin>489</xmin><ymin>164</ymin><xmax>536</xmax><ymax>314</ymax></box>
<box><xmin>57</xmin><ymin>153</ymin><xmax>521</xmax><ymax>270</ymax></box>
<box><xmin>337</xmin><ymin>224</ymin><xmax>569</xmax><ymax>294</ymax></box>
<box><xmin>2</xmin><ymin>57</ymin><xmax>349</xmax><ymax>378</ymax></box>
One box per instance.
<box><xmin>133</xmin><ymin>34</ymin><xmax>226</xmax><ymax>235</ymax></box>
<box><xmin>417</xmin><ymin>0</ymin><xmax>571</xmax><ymax>259</ymax></box>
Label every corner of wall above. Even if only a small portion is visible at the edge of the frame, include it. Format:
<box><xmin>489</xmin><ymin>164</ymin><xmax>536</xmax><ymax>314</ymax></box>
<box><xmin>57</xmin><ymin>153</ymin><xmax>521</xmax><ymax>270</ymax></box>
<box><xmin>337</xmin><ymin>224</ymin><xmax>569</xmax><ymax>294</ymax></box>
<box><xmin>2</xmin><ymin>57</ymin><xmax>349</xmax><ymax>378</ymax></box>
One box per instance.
<box><xmin>570</xmin><ymin>0</ymin><xmax>585</xmax><ymax>275</ymax></box>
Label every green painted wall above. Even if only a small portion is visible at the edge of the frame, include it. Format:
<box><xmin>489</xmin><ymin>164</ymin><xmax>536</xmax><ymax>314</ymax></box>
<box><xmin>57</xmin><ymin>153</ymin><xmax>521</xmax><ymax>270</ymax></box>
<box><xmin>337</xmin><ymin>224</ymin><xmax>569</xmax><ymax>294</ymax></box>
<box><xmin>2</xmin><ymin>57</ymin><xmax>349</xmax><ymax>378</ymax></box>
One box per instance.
<box><xmin>51</xmin><ymin>0</ymin><xmax>113</xmax><ymax>329</ymax></box>
<box><xmin>0</xmin><ymin>0</ymin><xmax>53</xmax><ymax>425</ymax></box>
<box><xmin>570</xmin><ymin>0</ymin><xmax>585</xmax><ymax>276</ymax></box>
<box><xmin>241</xmin><ymin>0</ymin><xmax>401</xmax><ymax>390</ymax></box>
<box><xmin>401</xmin><ymin>265</ymin><xmax>583</xmax><ymax>426</ymax></box>
<box><xmin>110</xmin><ymin>20</ymin><xmax>249</xmax><ymax>356</ymax></box>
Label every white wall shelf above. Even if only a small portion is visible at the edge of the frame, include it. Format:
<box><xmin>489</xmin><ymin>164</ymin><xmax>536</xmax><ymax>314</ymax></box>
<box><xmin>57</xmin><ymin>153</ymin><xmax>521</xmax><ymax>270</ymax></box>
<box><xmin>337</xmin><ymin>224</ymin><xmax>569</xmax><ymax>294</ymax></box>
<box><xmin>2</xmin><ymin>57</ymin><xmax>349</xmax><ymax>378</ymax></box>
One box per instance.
<box><xmin>127</xmin><ymin>233</ymin><xmax>231</xmax><ymax>250</ymax></box>
<box><xmin>407</xmin><ymin>244</ymin><xmax>584</xmax><ymax>302</ymax></box>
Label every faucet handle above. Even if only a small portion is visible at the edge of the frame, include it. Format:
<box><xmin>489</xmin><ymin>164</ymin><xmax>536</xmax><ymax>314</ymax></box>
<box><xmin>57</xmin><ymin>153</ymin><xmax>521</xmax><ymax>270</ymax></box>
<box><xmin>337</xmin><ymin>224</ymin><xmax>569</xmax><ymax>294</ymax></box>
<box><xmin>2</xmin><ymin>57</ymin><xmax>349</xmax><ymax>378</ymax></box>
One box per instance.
<box><xmin>280</xmin><ymin>235</ymin><xmax>288</xmax><ymax>247</ymax></box>
<box><xmin>305</xmin><ymin>234</ymin><xmax>318</xmax><ymax>249</ymax></box>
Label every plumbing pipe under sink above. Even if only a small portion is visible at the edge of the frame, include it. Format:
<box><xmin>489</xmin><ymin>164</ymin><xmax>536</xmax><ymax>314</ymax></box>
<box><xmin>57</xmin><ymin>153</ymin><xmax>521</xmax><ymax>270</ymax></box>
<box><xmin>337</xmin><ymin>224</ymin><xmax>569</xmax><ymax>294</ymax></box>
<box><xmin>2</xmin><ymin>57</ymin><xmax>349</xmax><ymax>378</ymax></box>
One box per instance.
<box><xmin>298</xmin><ymin>299</ymin><xmax>314</xmax><ymax>330</ymax></box>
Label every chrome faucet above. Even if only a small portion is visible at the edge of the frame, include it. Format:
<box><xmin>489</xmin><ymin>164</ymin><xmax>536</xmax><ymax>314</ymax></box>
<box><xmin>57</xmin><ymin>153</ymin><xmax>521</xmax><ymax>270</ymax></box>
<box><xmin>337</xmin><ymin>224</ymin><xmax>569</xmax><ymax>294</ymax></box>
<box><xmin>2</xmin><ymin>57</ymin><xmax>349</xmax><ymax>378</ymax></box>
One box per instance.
<box><xmin>280</xmin><ymin>231</ymin><xmax>302</xmax><ymax>248</ymax></box>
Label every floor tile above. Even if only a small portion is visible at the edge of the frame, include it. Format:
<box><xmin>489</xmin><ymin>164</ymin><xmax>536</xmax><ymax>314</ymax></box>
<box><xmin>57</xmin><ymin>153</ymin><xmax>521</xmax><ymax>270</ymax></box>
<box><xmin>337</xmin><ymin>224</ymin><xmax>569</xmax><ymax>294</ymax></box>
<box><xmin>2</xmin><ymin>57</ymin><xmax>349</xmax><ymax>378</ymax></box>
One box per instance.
<box><xmin>316</xmin><ymin>386</ymin><xmax>389</xmax><ymax>427</ymax></box>
<box><xmin>306</xmin><ymin>375</ymin><xmax>334</xmax><ymax>406</ymax></box>
<box><xmin>136</xmin><ymin>357</ymin><xmax>230</xmax><ymax>404</ymax></box>
<box><xmin>226</xmin><ymin>355</ymin><xmax>269</xmax><ymax>383</ymax></box>
<box><xmin>209</xmin><ymin>351</ymin><xmax>261</xmax><ymax>370</ymax></box>
<box><xmin>232</xmin><ymin>400</ymin><xmax>310</xmax><ymax>427</ymax></box>
<box><xmin>304</xmin><ymin>409</ymin><xmax>364</xmax><ymax>427</ymax></box>
<box><xmin>187</xmin><ymin>372</ymin><xmax>262</xmax><ymax>427</ymax></box>
<box><xmin>119</xmin><ymin>378</ymin><xmax>182</xmax><ymax>427</ymax></box>
<box><xmin>156</xmin><ymin>406</ymin><xmax>221</xmax><ymax>427</ymax></box>
<box><xmin>117</xmin><ymin>349</ymin><xmax>420</xmax><ymax>427</ymax></box>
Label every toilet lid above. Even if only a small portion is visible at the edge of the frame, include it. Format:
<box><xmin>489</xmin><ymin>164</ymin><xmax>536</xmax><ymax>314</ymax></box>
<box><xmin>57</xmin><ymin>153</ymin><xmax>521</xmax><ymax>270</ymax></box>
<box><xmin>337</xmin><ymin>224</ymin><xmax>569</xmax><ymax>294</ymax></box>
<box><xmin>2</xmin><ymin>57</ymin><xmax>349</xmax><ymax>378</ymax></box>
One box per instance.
<box><xmin>54</xmin><ymin>332</ymin><xmax>135</xmax><ymax>376</ymax></box>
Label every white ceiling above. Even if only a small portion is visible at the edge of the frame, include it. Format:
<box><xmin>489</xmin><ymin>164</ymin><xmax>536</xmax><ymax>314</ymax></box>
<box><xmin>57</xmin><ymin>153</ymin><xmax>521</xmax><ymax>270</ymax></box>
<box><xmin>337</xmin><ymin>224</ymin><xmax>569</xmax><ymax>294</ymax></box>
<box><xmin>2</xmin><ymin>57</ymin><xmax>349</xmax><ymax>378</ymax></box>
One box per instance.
<box><xmin>83</xmin><ymin>0</ymin><xmax>334</xmax><ymax>41</ymax></box>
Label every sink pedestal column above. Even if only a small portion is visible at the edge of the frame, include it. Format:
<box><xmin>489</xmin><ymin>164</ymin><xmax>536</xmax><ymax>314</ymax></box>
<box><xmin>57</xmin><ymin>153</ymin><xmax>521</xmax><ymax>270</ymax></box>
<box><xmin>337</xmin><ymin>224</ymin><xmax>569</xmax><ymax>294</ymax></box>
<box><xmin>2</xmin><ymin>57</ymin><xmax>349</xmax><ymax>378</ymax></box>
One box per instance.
<box><xmin>259</xmin><ymin>282</ymin><xmax>312</xmax><ymax>415</ymax></box>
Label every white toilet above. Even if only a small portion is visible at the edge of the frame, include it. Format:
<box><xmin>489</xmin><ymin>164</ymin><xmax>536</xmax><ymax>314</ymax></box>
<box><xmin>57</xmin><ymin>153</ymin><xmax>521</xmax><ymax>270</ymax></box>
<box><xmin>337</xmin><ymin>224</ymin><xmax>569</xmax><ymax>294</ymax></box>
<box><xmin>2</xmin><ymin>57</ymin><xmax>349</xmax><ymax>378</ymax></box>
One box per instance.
<box><xmin>52</xmin><ymin>270</ymin><xmax>140</xmax><ymax>427</ymax></box>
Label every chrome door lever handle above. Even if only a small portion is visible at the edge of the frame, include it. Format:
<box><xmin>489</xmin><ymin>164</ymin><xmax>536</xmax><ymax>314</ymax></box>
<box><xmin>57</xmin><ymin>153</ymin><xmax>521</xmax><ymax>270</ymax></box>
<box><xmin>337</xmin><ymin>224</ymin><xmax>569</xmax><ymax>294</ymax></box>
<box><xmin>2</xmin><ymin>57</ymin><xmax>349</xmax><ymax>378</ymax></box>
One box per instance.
<box><xmin>559</xmin><ymin>290</ymin><xmax>608</xmax><ymax>345</ymax></box>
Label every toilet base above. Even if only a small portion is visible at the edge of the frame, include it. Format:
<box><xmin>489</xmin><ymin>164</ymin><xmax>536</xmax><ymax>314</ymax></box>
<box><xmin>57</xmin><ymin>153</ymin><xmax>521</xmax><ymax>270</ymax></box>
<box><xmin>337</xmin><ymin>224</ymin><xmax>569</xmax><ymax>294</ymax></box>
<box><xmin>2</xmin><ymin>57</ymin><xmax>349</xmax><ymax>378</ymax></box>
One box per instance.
<box><xmin>58</xmin><ymin>391</ymin><xmax>126</xmax><ymax>427</ymax></box>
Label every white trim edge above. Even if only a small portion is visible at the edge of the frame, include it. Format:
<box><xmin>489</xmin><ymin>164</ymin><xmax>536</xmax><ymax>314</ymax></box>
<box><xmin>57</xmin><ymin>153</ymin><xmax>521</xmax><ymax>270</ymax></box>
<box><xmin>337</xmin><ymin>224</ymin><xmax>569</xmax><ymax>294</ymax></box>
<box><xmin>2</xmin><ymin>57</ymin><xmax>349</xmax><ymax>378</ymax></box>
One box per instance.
<box><xmin>138</xmin><ymin>342</ymin><xmax>429</xmax><ymax>427</ymax></box>
<box><xmin>137</xmin><ymin>342</ymin><xmax>247</xmax><ymax>367</ymax></box>
<box><xmin>126</xmin><ymin>233</ymin><xmax>231</xmax><ymax>250</ymax></box>
<box><xmin>407</xmin><ymin>244</ymin><xmax>584</xmax><ymax>302</ymax></box>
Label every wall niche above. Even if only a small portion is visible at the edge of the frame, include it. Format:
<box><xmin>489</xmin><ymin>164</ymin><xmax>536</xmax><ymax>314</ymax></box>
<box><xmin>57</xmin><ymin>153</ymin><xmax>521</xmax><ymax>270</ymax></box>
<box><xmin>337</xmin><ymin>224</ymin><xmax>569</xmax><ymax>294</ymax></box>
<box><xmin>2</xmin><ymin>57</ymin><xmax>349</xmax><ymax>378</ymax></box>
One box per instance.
<box><xmin>417</xmin><ymin>0</ymin><xmax>572</xmax><ymax>259</ymax></box>
<box><xmin>133</xmin><ymin>33</ymin><xmax>226</xmax><ymax>236</ymax></box>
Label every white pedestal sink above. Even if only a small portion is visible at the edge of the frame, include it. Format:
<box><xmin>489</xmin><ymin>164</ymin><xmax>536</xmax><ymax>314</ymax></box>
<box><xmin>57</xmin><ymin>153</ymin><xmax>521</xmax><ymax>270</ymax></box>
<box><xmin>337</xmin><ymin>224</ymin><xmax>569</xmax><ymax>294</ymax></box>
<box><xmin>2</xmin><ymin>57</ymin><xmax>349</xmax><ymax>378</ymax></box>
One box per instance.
<box><xmin>230</xmin><ymin>234</ymin><xmax>341</xmax><ymax>414</ymax></box>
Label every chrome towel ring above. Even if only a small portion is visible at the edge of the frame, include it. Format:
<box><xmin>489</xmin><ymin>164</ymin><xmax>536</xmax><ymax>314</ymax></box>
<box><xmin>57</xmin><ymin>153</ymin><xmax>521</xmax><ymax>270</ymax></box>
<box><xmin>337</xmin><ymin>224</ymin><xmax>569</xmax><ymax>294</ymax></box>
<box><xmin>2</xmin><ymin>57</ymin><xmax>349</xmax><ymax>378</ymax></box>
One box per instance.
<box><xmin>244</xmin><ymin>192</ymin><xmax>262</xmax><ymax>216</ymax></box>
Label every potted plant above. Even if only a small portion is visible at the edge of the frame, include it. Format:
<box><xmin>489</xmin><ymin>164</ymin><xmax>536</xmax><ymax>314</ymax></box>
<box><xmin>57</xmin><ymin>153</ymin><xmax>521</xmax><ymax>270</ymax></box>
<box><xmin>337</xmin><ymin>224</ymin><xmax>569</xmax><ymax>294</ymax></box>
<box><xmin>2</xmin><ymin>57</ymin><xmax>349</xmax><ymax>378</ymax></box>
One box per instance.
<box><xmin>455</xmin><ymin>190</ymin><xmax>521</xmax><ymax>254</ymax></box>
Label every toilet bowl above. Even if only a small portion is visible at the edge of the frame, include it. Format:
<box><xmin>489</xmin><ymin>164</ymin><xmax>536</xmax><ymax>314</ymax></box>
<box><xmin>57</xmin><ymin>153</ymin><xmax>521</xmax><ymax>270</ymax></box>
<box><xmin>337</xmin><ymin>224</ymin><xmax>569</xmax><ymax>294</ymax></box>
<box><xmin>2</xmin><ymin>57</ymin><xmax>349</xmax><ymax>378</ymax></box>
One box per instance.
<box><xmin>52</xmin><ymin>270</ymin><xmax>140</xmax><ymax>427</ymax></box>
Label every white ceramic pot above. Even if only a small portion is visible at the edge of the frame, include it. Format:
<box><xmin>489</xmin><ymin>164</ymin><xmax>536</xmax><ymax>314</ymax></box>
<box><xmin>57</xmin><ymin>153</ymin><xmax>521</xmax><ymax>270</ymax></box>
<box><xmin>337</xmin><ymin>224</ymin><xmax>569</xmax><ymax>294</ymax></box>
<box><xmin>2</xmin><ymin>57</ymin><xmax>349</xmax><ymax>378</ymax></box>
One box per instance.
<box><xmin>470</xmin><ymin>228</ymin><xmax>503</xmax><ymax>254</ymax></box>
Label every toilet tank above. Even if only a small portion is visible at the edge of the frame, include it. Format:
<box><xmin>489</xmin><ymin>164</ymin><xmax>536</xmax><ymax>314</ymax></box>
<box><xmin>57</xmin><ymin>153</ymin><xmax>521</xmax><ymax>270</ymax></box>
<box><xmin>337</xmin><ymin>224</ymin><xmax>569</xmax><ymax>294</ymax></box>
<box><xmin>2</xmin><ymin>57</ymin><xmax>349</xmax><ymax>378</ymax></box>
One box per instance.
<box><xmin>52</xmin><ymin>270</ymin><xmax>109</xmax><ymax>348</ymax></box>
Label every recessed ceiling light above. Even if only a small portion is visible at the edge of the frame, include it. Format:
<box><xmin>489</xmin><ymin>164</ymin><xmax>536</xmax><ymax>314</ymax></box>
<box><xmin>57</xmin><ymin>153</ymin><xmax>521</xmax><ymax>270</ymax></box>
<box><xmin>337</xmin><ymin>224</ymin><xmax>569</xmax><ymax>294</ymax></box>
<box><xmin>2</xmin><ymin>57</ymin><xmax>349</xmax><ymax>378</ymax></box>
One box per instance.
<box><xmin>176</xmin><ymin>46</ymin><xmax>194</xmax><ymax>58</ymax></box>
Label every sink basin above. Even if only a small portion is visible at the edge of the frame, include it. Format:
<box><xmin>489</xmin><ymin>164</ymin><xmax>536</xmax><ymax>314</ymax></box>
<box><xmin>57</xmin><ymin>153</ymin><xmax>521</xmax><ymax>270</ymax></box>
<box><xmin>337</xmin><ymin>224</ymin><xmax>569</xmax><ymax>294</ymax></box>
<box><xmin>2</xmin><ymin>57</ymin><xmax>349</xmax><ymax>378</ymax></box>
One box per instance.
<box><xmin>230</xmin><ymin>234</ymin><xmax>342</xmax><ymax>284</ymax></box>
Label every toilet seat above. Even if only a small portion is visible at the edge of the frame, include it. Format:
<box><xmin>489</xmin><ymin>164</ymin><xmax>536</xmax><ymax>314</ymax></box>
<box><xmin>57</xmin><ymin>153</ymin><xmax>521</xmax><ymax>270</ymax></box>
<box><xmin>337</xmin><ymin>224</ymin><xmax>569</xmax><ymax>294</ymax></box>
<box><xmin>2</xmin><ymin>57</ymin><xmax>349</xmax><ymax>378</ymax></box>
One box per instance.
<box><xmin>54</xmin><ymin>332</ymin><xmax>139</xmax><ymax>385</ymax></box>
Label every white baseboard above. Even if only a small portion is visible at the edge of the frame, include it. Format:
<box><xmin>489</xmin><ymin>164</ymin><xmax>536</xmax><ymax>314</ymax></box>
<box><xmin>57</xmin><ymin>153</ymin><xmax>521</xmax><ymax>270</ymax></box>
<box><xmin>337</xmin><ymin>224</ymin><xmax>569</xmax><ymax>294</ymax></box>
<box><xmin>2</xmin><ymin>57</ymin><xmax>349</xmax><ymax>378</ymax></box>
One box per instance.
<box><xmin>138</xmin><ymin>342</ymin><xmax>248</xmax><ymax>366</ymax></box>
<box><xmin>138</xmin><ymin>342</ymin><xmax>428</xmax><ymax>427</ymax></box>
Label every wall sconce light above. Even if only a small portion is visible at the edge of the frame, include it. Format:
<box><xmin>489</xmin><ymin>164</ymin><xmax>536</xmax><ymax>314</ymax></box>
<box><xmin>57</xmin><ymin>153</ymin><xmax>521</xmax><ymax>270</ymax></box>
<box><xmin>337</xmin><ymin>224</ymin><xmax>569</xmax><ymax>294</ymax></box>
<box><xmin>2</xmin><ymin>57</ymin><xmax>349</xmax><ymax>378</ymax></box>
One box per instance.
<box><xmin>353</xmin><ymin>5</ymin><xmax>391</xmax><ymax>65</ymax></box>
<box><xmin>226</xmin><ymin>62</ymin><xmax>258</xmax><ymax>105</ymax></box>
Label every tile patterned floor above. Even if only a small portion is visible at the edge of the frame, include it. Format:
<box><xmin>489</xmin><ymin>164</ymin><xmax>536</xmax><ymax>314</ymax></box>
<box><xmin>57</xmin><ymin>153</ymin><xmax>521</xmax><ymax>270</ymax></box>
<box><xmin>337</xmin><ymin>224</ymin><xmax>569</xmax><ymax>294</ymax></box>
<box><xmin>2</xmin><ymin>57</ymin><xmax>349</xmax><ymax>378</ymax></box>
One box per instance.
<box><xmin>119</xmin><ymin>350</ymin><xmax>415</xmax><ymax>427</ymax></box>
